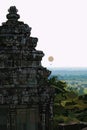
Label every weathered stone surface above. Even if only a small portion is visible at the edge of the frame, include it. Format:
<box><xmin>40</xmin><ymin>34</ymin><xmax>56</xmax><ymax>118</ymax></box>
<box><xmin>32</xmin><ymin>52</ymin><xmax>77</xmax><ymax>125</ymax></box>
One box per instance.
<box><xmin>0</xmin><ymin>6</ymin><xmax>54</xmax><ymax>130</ymax></box>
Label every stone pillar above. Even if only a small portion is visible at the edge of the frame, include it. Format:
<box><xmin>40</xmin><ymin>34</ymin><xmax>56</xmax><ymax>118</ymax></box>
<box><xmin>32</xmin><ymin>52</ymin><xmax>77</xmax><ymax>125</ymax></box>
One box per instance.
<box><xmin>49</xmin><ymin>101</ymin><xmax>54</xmax><ymax>130</ymax></box>
<box><xmin>7</xmin><ymin>106</ymin><xmax>16</xmax><ymax>130</ymax></box>
<box><xmin>41</xmin><ymin>105</ymin><xmax>46</xmax><ymax>130</ymax></box>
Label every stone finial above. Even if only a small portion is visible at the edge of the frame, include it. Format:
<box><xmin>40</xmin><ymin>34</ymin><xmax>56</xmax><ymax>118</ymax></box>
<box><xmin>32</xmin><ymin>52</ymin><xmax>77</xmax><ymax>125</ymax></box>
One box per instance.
<box><xmin>6</xmin><ymin>6</ymin><xmax>20</xmax><ymax>20</ymax></box>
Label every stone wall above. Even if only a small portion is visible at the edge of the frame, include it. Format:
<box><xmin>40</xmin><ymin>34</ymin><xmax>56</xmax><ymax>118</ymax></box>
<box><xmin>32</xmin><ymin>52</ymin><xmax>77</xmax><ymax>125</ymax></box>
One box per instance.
<box><xmin>57</xmin><ymin>123</ymin><xmax>87</xmax><ymax>130</ymax></box>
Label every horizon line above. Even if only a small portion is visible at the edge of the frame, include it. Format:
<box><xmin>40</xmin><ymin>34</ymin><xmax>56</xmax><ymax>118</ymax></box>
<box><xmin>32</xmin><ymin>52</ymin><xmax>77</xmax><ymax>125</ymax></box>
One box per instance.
<box><xmin>47</xmin><ymin>66</ymin><xmax>87</xmax><ymax>69</ymax></box>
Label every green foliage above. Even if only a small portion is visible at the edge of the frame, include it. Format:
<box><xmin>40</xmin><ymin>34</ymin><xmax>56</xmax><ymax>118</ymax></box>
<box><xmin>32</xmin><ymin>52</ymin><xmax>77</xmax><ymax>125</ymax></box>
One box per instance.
<box><xmin>49</xmin><ymin>76</ymin><xmax>87</xmax><ymax>129</ymax></box>
<box><xmin>49</xmin><ymin>76</ymin><xmax>67</xmax><ymax>94</ymax></box>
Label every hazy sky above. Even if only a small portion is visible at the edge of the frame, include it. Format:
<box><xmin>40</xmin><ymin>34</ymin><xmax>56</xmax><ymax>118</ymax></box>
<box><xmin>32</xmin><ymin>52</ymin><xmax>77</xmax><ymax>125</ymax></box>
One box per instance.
<box><xmin>0</xmin><ymin>0</ymin><xmax>87</xmax><ymax>68</ymax></box>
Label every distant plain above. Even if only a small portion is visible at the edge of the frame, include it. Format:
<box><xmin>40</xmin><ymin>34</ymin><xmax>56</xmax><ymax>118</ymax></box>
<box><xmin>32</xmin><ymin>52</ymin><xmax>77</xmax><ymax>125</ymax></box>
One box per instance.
<box><xmin>49</xmin><ymin>67</ymin><xmax>87</xmax><ymax>95</ymax></box>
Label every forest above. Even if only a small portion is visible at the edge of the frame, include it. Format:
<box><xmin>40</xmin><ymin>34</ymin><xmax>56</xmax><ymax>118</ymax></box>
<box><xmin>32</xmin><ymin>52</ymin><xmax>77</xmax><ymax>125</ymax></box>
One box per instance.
<box><xmin>48</xmin><ymin>76</ymin><xmax>87</xmax><ymax>130</ymax></box>
<box><xmin>50</xmin><ymin>68</ymin><xmax>87</xmax><ymax>95</ymax></box>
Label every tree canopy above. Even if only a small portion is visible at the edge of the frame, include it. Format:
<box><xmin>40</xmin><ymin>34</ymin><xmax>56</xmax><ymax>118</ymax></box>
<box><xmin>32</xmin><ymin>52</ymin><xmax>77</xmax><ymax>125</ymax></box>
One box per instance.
<box><xmin>49</xmin><ymin>76</ymin><xmax>87</xmax><ymax>129</ymax></box>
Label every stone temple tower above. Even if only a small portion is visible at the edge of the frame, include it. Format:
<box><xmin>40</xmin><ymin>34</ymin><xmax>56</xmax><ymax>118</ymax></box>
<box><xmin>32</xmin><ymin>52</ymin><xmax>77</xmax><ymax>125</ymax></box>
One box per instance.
<box><xmin>0</xmin><ymin>6</ymin><xmax>54</xmax><ymax>130</ymax></box>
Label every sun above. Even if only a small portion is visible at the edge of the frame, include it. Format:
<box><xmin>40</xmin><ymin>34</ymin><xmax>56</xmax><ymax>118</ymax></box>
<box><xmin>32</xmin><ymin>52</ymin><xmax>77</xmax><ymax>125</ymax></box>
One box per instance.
<box><xmin>48</xmin><ymin>56</ymin><xmax>54</xmax><ymax>62</ymax></box>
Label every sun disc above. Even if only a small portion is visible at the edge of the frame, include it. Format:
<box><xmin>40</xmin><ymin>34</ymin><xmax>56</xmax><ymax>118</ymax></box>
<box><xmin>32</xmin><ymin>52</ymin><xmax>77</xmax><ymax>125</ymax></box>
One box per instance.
<box><xmin>48</xmin><ymin>56</ymin><xmax>54</xmax><ymax>62</ymax></box>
